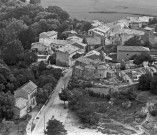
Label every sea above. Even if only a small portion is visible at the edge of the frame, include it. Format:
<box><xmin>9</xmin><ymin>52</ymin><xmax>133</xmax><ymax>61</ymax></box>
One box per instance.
<box><xmin>41</xmin><ymin>0</ymin><xmax>157</xmax><ymax>22</ymax></box>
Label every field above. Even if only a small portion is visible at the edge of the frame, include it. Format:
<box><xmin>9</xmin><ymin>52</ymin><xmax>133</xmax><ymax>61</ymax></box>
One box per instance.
<box><xmin>41</xmin><ymin>0</ymin><xmax>157</xmax><ymax>22</ymax></box>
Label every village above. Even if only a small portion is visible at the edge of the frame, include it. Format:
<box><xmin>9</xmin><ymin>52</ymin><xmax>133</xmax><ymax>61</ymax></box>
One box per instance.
<box><xmin>2</xmin><ymin>11</ymin><xmax>157</xmax><ymax>135</ymax></box>
<box><xmin>30</xmin><ymin>16</ymin><xmax>157</xmax><ymax>87</ymax></box>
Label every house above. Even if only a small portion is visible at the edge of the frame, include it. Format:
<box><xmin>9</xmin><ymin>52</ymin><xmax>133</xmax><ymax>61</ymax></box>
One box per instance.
<box><xmin>39</xmin><ymin>38</ymin><xmax>69</xmax><ymax>50</ymax></box>
<box><xmin>117</xmin><ymin>46</ymin><xmax>150</xmax><ymax>61</ymax></box>
<box><xmin>121</xmin><ymin>16</ymin><xmax>154</xmax><ymax>29</ymax></box>
<box><xmin>91</xmin><ymin>20</ymin><xmax>104</xmax><ymax>28</ymax></box>
<box><xmin>84</xmin><ymin>36</ymin><xmax>102</xmax><ymax>52</ymax></box>
<box><xmin>63</xmin><ymin>30</ymin><xmax>77</xmax><ymax>37</ymax></box>
<box><xmin>56</xmin><ymin>44</ymin><xmax>81</xmax><ymax>66</ymax></box>
<box><xmin>39</xmin><ymin>30</ymin><xmax>58</xmax><ymax>40</ymax></box>
<box><xmin>88</xmin><ymin>26</ymin><xmax>112</xmax><ymax>38</ymax></box>
<box><xmin>73</xmin><ymin>56</ymin><xmax>114</xmax><ymax>80</ymax></box>
<box><xmin>14</xmin><ymin>81</ymin><xmax>37</xmax><ymax>118</ymax></box>
<box><xmin>109</xmin><ymin>29</ymin><xmax>145</xmax><ymax>45</ymax></box>
<box><xmin>31</xmin><ymin>42</ymin><xmax>52</xmax><ymax>54</ymax></box>
<box><xmin>85</xmin><ymin>50</ymin><xmax>112</xmax><ymax>61</ymax></box>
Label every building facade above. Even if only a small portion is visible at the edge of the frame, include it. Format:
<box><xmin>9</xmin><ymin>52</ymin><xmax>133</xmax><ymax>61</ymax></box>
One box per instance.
<box><xmin>14</xmin><ymin>81</ymin><xmax>37</xmax><ymax>118</ymax></box>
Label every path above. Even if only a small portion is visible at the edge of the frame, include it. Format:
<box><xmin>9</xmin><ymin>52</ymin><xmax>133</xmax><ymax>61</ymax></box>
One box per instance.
<box><xmin>30</xmin><ymin>68</ymin><xmax>72</xmax><ymax>135</ymax></box>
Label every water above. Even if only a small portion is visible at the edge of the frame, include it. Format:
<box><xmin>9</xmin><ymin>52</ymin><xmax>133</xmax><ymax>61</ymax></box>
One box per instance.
<box><xmin>41</xmin><ymin>0</ymin><xmax>157</xmax><ymax>22</ymax></box>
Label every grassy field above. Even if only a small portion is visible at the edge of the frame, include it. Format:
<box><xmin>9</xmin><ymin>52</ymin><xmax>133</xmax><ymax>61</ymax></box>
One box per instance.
<box><xmin>41</xmin><ymin>0</ymin><xmax>157</xmax><ymax>22</ymax></box>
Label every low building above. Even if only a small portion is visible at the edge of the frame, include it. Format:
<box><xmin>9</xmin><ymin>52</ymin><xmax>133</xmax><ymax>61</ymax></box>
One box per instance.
<box><xmin>88</xmin><ymin>26</ymin><xmax>112</xmax><ymax>38</ymax></box>
<box><xmin>84</xmin><ymin>36</ymin><xmax>102</xmax><ymax>52</ymax></box>
<box><xmin>73</xmin><ymin>56</ymin><xmax>114</xmax><ymax>80</ymax></box>
<box><xmin>14</xmin><ymin>81</ymin><xmax>37</xmax><ymax>118</ymax></box>
<box><xmin>39</xmin><ymin>30</ymin><xmax>58</xmax><ymax>40</ymax></box>
<box><xmin>56</xmin><ymin>44</ymin><xmax>81</xmax><ymax>66</ymax></box>
<box><xmin>117</xmin><ymin>46</ymin><xmax>150</xmax><ymax>61</ymax></box>
<box><xmin>31</xmin><ymin>42</ymin><xmax>51</xmax><ymax>54</ymax></box>
<box><xmin>39</xmin><ymin>38</ymin><xmax>69</xmax><ymax>50</ymax></box>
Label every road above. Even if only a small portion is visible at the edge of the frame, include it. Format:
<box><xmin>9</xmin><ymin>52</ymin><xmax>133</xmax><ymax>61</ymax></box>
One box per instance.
<box><xmin>31</xmin><ymin>68</ymin><xmax>72</xmax><ymax>135</ymax></box>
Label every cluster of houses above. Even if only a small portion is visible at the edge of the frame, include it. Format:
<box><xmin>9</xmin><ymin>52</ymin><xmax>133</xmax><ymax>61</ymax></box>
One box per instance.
<box><xmin>14</xmin><ymin>16</ymin><xmax>157</xmax><ymax>118</ymax></box>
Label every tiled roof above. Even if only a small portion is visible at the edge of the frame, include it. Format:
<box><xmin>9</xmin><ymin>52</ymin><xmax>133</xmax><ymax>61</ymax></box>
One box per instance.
<box><xmin>57</xmin><ymin>44</ymin><xmax>80</xmax><ymax>54</ymax></box>
<box><xmin>71</xmin><ymin>42</ymin><xmax>86</xmax><ymax>49</ymax></box>
<box><xmin>15</xmin><ymin>97</ymin><xmax>28</xmax><ymax>109</ymax></box>
<box><xmin>40</xmin><ymin>30</ymin><xmax>58</xmax><ymax>37</ymax></box>
<box><xmin>118</xmin><ymin>29</ymin><xmax>145</xmax><ymax>35</ymax></box>
<box><xmin>117</xmin><ymin>46</ymin><xmax>150</xmax><ymax>52</ymax></box>
<box><xmin>76</xmin><ymin>57</ymin><xmax>94</xmax><ymax>64</ymax></box>
<box><xmin>85</xmin><ymin>64</ymin><xmax>95</xmax><ymax>69</ymax></box>
<box><xmin>85</xmin><ymin>37</ymin><xmax>101</xmax><ymax>46</ymax></box>
<box><xmin>16</xmin><ymin>81</ymin><xmax>37</xmax><ymax>94</ymax></box>
<box><xmin>89</xmin><ymin>26</ymin><xmax>111</xmax><ymax>34</ymax></box>
<box><xmin>39</xmin><ymin>38</ymin><xmax>69</xmax><ymax>46</ymax></box>
<box><xmin>67</xmin><ymin>36</ymin><xmax>83</xmax><ymax>43</ymax></box>
<box><xmin>144</xmin><ymin>27</ymin><xmax>154</xmax><ymax>31</ymax></box>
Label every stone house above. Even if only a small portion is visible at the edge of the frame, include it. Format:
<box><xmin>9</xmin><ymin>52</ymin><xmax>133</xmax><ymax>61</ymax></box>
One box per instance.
<box><xmin>39</xmin><ymin>30</ymin><xmax>58</xmax><ymax>40</ymax></box>
<box><xmin>83</xmin><ymin>36</ymin><xmax>103</xmax><ymax>52</ymax></box>
<box><xmin>39</xmin><ymin>38</ymin><xmax>69</xmax><ymax>50</ymax></box>
<box><xmin>31</xmin><ymin>42</ymin><xmax>51</xmax><ymax>54</ymax></box>
<box><xmin>73</xmin><ymin>56</ymin><xmax>114</xmax><ymax>80</ymax></box>
<box><xmin>117</xmin><ymin>46</ymin><xmax>150</xmax><ymax>62</ymax></box>
<box><xmin>56</xmin><ymin>44</ymin><xmax>81</xmax><ymax>67</ymax></box>
<box><xmin>109</xmin><ymin>29</ymin><xmax>145</xmax><ymax>45</ymax></box>
<box><xmin>14</xmin><ymin>81</ymin><xmax>37</xmax><ymax>118</ymax></box>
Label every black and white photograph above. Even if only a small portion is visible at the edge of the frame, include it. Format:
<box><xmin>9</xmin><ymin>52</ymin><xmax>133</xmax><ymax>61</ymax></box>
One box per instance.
<box><xmin>0</xmin><ymin>0</ymin><xmax>157</xmax><ymax>135</ymax></box>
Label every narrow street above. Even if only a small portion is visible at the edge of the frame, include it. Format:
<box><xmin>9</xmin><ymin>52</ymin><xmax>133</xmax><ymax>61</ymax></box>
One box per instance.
<box><xmin>30</xmin><ymin>69</ymin><xmax>72</xmax><ymax>135</ymax></box>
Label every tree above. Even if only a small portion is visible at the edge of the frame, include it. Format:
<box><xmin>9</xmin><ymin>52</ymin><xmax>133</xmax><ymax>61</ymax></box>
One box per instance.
<box><xmin>150</xmin><ymin>76</ymin><xmax>157</xmax><ymax>94</ymax></box>
<box><xmin>124</xmin><ymin>36</ymin><xmax>143</xmax><ymax>47</ymax></box>
<box><xmin>7</xmin><ymin>18</ymin><xmax>28</xmax><ymax>36</ymax></box>
<box><xmin>139</xmin><ymin>73</ymin><xmax>152</xmax><ymax>91</ymax></box>
<box><xmin>30</xmin><ymin>0</ymin><xmax>41</xmax><ymax>4</ymax></box>
<box><xmin>48</xmin><ymin>54</ymin><xmax>56</xmax><ymax>65</ymax></box>
<box><xmin>58</xmin><ymin>88</ymin><xmax>68</xmax><ymax>108</ymax></box>
<box><xmin>18</xmin><ymin>28</ymin><xmax>36</xmax><ymax>50</ymax></box>
<box><xmin>2</xmin><ymin>40</ymin><xmax>23</xmax><ymax>65</ymax></box>
<box><xmin>45</xmin><ymin>119</ymin><xmax>67</xmax><ymax>135</ymax></box>
<box><xmin>38</xmin><ymin>61</ymin><xmax>47</xmax><ymax>73</ymax></box>
<box><xmin>59</xmin><ymin>11</ymin><xmax>69</xmax><ymax>21</ymax></box>
<box><xmin>81</xmin><ymin>22</ymin><xmax>92</xmax><ymax>32</ymax></box>
<box><xmin>133</xmin><ymin>53</ymin><xmax>154</xmax><ymax>65</ymax></box>
<box><xmin>148</xmin><ymin>17</ymin><xmax>157</xmax><ymax>25</ymax></box>
<box><xmin>24</xmin><ymin>52</ymin><xmax>37</xmax><ymax>66</ymax></box>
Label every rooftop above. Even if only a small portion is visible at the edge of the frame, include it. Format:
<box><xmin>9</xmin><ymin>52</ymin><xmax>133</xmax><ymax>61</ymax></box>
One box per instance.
<box><xmin>89</xmin><ymin>26</ymin><xmax>111</xmax><ymax>34</ymax></box>
<box><xmin>117</xmin><ymin>46</ymin><xmax>150</xmax><ymax>52</ymax></box>
<box><xmin>144</xmin><ymin>26</ymin><xmax>154</xmax><ymax>31</ymax></box>
<box><xmin>118</xmin><ymin>29</ymin><xmax>145</xmax><ymax>35</ymax></box>
<box><xmin>16</xmin><ymin>81</ymin><xmax>37</xmax><ymax>94</ymax></box>
<box><xmin>15</xmin><ymin>97</ymin><xmax>28</xmax><ymax>109</ymax></box>
<box><xmin>76</xmin><ymin>56</ymin><xmax>94</xmax><ymax>65</ymax></box>
<box><xmin>71</xmin><ymin>42</ymin><xmax>87</xmax><ymax>49</ymax></box>
<box><xmin>40</xmin><ymin>30</ymin><xmax>58</xmax><ymax>37</ymax></box>
<box><xmin>85</xmin><ymin>36</ymin><xmax>102</xmax><ymax>46</ymax></box>
<box><xmin>67</xmin><ymin>36</ymin><xmax>83</xmax><ymax>43</ymax></box>
<box><xmin>57</xmin><ymin>44</ymin><xmax>80</xmax><ymax>54</ymax></box>
<box><xmin>39</xmin><ymin>38</ymin><xmax>69</xmax><ymax>46</ymax></box>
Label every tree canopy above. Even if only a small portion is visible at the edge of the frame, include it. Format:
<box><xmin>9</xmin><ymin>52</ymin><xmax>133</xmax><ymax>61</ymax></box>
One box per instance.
<box><xmin>45</xmin><ymin>119</ymin><xmax>67</xmax><ymax>135</ymax></box>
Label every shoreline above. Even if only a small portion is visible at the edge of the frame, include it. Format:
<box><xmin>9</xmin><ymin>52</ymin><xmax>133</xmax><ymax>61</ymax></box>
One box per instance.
<box><xmin>88</xmin><ymin>11</ymin><xmax>156</xmax><ymax>17</ymax></box>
